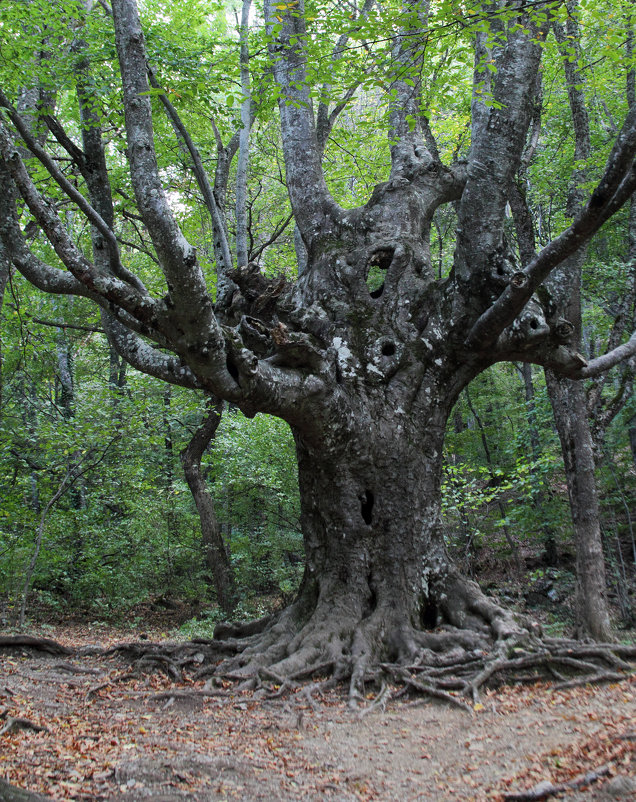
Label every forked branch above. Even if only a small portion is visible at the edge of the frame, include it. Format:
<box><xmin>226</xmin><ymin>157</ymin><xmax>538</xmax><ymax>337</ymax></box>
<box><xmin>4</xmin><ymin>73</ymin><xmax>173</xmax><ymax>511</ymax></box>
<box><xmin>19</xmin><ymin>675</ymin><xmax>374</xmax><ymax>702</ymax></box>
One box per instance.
<box><xmin>466</xmin><ymin>106</ymin><xmax>636</xmax><ymax>352</ymax></box>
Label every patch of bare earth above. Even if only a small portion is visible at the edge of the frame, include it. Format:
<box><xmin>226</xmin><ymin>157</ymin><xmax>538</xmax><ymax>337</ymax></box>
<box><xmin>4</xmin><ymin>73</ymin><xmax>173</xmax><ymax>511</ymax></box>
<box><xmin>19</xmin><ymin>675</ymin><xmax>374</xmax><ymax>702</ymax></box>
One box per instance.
<box><xmin>0</xmin><ymin>626</ymin><xmax>634</xmax><ymax>801</ymax></box>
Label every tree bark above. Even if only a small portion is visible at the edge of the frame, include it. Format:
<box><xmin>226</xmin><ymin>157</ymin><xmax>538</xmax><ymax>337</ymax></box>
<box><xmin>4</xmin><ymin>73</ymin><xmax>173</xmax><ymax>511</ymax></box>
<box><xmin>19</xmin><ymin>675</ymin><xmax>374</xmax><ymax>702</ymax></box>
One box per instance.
<box><xmin>227</xmin><ymin>400</ymin><xmax>522</xmax><ymax>695</ymax></box>
<box><xmin>221</xmin><ymin>217</ymin><xmax>524</xmax><ymax>693</ymax></box>
<box><xmin>545</xmin><ymin>373</ymin><xmax>612</xmax><ymax>639</ymax></box>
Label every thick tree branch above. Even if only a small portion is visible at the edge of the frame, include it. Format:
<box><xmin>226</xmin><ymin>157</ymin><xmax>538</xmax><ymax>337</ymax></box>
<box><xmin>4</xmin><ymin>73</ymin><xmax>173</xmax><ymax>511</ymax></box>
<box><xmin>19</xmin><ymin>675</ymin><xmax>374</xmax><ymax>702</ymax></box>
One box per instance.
<box><xmin>76</xmin><ymin>71</ymin><xmax>150</xmax><ymax>295</ymax></box>
<box><xmin>576</xmin><ymin>332</ymin><xmax>636</xmax><ymax>378</ymax></box>
<box><xmin>0</xmin><ymin>129</ymin><xmax>158</xmax><ymax>325</ymax></box>
<box><xmin>101</xmin><ymin>313</ymin><xmax>201</xmax><ymax>389</ymax></box>
<box><xmin>0</xmin><ymin>90</ymin><xmax>129</xmax><ymax>284</ymax></box>
<box><xmin>0</xmin><ymin>180</ymin><xmax>85</xmax><ymax>297</ymax></box>
<box><xmin>148</xmin><ymin>70</ymin><xmax>235</xmax><ymax>305</ymax></box>
<box><xmin>111</xmin><ymin>0</ymin><xmax>242</xmax><ymax>396</ymax></box>
<box><xmin>465</xmin><ymin>106</ymin><xmax>636</xmax><ymax>350</ymax></box>
<box><xmin>66</xmin><ymin>52</ymin><xmax>202</xmax><ymax>391</ymax></box>
<box><xmin>212</xmin><ymin>124</ymin><xmax>241</xmax><ymax>211</ymax></box>
<box><xmin>454</xmin><ymin>13</ymin><xmax>547</xmax><ymax>283</ymax></box>
<box><xmin>388</xmin><ymin>0</ymin><xmax>436</xmax><ymax>182</ymax></box>
<box><xmin>110</xmin><ymin>1</ymin><xmax>215</xmax><ymax>319</ymax></box>
<box><xmin>263</xmin><ymin>0</ymin><xmax>341</xmax><ymax>248</ymax></box>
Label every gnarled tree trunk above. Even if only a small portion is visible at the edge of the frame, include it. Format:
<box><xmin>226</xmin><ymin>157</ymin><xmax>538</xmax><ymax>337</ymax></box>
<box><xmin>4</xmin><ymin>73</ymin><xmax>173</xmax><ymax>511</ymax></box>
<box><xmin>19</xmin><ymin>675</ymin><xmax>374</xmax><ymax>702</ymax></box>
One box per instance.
<box><xmin>219</xmin><ymin>210</ymin><xmax>524</xmax><ymax>694</ymax></box>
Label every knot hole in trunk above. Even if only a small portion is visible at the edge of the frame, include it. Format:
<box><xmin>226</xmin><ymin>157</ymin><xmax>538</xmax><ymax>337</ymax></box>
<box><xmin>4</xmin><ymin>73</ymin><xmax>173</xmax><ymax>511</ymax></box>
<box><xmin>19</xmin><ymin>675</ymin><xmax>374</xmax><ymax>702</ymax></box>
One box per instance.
<box><xmin>366</xmin><ymin>248</ymin><xmax>394</xmax><ymax>299</ymax></box>
<box><xmin>360</xmin><ymin>489</ymin><xmax>374</xmax><ymax>525</ymax></box>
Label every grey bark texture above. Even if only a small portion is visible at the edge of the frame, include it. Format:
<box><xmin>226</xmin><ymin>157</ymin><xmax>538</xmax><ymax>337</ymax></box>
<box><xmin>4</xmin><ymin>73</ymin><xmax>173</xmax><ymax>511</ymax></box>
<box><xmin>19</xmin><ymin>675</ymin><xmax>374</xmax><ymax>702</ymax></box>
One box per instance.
<box><xmin>546</xmin><ymin>373</ymin><xmax>612</xmax><ymax>640</ymax></box>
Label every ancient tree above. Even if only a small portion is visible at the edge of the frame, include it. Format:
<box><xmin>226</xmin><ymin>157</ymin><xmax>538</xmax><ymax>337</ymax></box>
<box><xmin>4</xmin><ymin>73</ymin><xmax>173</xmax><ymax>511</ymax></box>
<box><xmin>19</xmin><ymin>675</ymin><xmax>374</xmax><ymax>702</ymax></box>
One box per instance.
<box><xmin>2</xmin><ymin>0</ymin><xmax>636</xmax><ymax>700</ymax></box>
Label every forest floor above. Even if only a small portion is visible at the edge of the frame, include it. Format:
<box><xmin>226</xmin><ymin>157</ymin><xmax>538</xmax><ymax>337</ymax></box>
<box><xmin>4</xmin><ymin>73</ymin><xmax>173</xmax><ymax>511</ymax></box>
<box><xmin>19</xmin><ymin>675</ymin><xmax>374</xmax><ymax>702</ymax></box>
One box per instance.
<box><xmin>0</xmin><ymin>622</ymin><xmax>635</xmax><ymax>802</ymax></box>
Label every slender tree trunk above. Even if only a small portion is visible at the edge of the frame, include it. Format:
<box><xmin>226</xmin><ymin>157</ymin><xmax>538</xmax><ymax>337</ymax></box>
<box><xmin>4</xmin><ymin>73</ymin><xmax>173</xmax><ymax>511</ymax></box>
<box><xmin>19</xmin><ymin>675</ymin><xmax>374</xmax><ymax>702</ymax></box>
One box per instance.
<box><xmin>55</xmin><ymin>329</ymin><xmax>74</xmax><ymax>421</ymax></box>
<box><xmin>16</xmin><ymin>378</ymin><xmax>42</xmax><ymax>514</ymax></box>
<box><xmin>19</xmin><ymin>470</ymin><xmax>72</xmax><ymax>627</ymax></box>
<box><xmin>180</xmin><ymin>400</ymin><xmax>236</xmax><ymax>615</ymax></box>
<box><xmin>108</xmin><ymin>346</ymin><xmax>127</xmax><ymax>391</ymax></box>
<box><xmin>629</xmin><ymin>414</ymin><xmax>636</xmax><ymax>467</ymax></box>
<box><xmin>544</xmin><ymin>282</ymin><xmax>612</xmax><ymax>638</ymax></box>
<box><xmin>18</xmin><ymin>441</ymin><xmax>114</xmax><ymax>626</ymax></box>
<box><xmin>108</xmin><ymin>345</ymin><xmax>127</xmax><ymax>433</ymax></box>
<box><xmin>545</xmin><ymin>373</ymin><xmax>612</xmax><ymax>639</ymax></box>
<box><xmin>542</xmin><ymin>9</ymin><xmax>613</xmax><ymax>640</ymax></box>
<box><xmin>54</xmin><ymin>318</ymin><xmax>85</xmax><ymax>509</ymax></box>
<box><xmin>446</xmin><ymin>441</ymin><xmax>477</xmax><ymax>577</ymax></box>
<box><xmin>162</xmin><ymin>386</ymin><xmax>174</xmax><ymax>487</ymax></box>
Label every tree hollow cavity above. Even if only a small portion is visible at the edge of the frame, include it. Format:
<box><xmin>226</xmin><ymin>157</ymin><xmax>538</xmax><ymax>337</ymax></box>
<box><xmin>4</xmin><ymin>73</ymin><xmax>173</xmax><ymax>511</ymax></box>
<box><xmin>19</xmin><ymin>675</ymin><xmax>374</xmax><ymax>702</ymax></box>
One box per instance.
<box><xmin>226</xmin><ymin>356</ymin><xmax>240</xmax><ymax>383</ymax></box>
<box><xmin>420</xmin><ymin>597</ymin><xmax>438</xmax><ymax>629</ymax></box>
<box><xmin>366</xmin><ymin>248</ymin><xmax>394</xmax><ymax>299</ymax></box>
<box><xmin>360</xmin><ymin>489</ymin><xmax>374</xmax><ymax>525</ymax></box>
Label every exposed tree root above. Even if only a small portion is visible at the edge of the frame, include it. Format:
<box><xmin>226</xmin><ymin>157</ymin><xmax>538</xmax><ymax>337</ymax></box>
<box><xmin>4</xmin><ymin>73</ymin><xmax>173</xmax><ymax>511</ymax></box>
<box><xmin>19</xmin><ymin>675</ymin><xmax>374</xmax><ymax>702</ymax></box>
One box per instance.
<box><xmin>149</xmin><ymin>688</ymin><xmax>228</xmax><ymax>703</ymax></box>
<box><xmin>503</xmin><ymin>763</ymin><xmax>612</xmax><ymax>801</ymax></box>
<box><xmin>2</xmin><ymin>608</ymin><xmax>634</xmax><ymax>710</ymax></box>
<box><xmin>114</xmin><ymin>614</ymin><xmax>635</xmax><ymax>710</ymax></box>
<box><xmin>47</xmin><ymin>661</ymin><xmax>102</xmax><ymax>675</ymax></box>
<box><xmin>0</xmin><ymin>778</ymin><xmax>54</xmax><ymax>802</ymax></box>
<box><xmin>0</xmin><ymin>635</ymin><xmax>73</xmax><ymax>656</ymax></box>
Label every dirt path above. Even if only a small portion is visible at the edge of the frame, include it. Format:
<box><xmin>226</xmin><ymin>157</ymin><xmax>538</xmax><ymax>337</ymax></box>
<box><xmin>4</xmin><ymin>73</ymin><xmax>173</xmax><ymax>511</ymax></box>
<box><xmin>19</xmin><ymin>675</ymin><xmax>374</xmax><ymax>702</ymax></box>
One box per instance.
<box><xmin>1</xmin><ymin>627</ymin><xmax>634</xmax><ymax>801</ymax></box>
